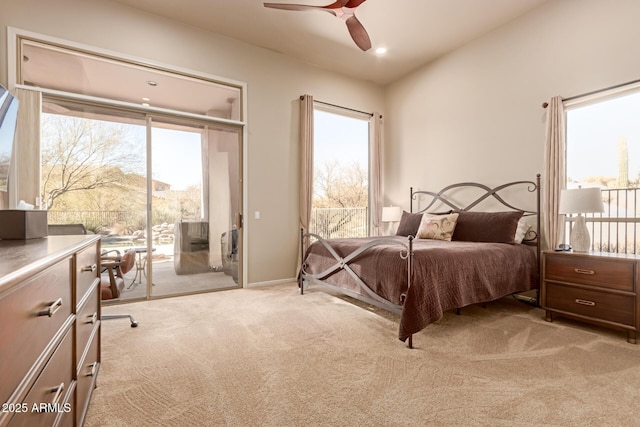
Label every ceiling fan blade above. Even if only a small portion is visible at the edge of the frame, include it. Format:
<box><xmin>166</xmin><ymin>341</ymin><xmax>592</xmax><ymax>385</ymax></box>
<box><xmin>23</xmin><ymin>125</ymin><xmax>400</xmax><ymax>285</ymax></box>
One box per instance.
<box><xmin>323</xmin><ymin>0</ymin><xmax>367</xmax><ymax>9</ymax></box>
<box><xmin>344</xmin><ymin>0</ymin><xmax>368</xmax><ymax>8</ymax></box>
<box><xmin>345</xmin><ymin>15</ymin><xmax>371</xmax><ymax>51</ymax></box>
<box><xmin>263</xmin><ymin>3</ymin><xmax>327</xmax><ymax>12</ymax></box>
<box><xmin>322</xmin><ymin>0</ymin><xmax>348</xmax><ymax>8</ymax></box>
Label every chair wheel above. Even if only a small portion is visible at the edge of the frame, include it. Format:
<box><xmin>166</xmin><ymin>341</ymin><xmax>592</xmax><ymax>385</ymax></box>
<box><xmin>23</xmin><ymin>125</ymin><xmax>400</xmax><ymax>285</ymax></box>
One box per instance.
<box><xmin>131</xmin><ymin>322</ymin><xmax>139</xmax><ymax>327</ymax></box>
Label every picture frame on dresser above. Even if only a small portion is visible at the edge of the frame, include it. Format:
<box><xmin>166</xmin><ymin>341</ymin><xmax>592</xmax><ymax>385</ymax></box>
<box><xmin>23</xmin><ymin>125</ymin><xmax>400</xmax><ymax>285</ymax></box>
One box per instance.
<box><xmin>541</xmin><ymin>250</ymin><xmax>640</xmax><ymax>344</ymax></box>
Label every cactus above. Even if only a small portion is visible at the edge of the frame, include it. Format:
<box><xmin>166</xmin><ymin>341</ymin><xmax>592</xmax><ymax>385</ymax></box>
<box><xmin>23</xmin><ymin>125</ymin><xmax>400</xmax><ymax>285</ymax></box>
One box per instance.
<box><xmin>618</xmin><ymin>136</ymin><xmax>629</xmax><ymax>188</ymax></box>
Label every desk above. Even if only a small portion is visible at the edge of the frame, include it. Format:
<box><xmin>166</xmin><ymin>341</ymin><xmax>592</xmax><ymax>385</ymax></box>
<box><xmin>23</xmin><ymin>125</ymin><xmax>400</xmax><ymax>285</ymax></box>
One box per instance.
<box><xmin>128</xmin><ymin>246</ymin><xmax>156</xmax><ymax>288</ymax></box>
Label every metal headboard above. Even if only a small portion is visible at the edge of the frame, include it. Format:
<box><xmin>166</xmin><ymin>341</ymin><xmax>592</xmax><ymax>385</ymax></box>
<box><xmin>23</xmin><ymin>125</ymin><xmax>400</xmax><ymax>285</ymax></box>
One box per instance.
<box><xmin>410</xmin><ymin>174</ymin><xmax>541</xmax><ymax>268</ymax></box>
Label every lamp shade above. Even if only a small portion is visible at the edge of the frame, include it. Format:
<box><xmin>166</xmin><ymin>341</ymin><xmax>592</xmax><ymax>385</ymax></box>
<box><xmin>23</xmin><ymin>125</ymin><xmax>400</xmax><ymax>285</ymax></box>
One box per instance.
<box><xmin>558</xmin><ymin>187</ymin><xmax>605</xmax><ymax>214</ymax></box>
<box><xmin>382</xmin><ymin>206</ymin><xmax>403</xmax><ymax>222</ymax></box>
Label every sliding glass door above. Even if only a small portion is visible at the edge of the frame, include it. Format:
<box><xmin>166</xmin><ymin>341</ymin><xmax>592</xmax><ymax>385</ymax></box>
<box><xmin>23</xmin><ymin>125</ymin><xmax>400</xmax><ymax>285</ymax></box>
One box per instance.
<box><xmin>148</xmin><ymin>117</ymin><xmax>241</xmax><ymax>298</ymax></box>
<box><xmin>41</xmin><ymin>100</ymin><xmax>242</xmax><ymax>301</ymax></box>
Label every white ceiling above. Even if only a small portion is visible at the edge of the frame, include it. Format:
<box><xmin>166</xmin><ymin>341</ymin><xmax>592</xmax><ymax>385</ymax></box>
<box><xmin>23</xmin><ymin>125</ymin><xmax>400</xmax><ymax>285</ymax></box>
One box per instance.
<box><xmin>112</xmin><ymin>0</ymin><xmax>550</xmax><ymax>85</ymax></box>
<box><xmin>20</xmin><ymin>0</ymin><xmax>551</xmax><ymax>117</ymax></box>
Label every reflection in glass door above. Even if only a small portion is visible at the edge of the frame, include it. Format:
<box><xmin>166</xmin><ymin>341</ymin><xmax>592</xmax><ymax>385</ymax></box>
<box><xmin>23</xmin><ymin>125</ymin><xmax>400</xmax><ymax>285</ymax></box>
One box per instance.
<box><xmin>149</xmin><ymin>118</ymin><xmax>241</xmax><ymax>297</ymax></box>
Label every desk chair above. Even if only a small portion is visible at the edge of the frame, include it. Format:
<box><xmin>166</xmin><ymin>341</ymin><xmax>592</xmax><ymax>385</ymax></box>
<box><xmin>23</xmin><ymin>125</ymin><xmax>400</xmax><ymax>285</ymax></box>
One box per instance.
<box><xmin>101</xmin><ymin>249</ymin><xmax>139</xmax><ymax>327</ymax></box>
<box><xmin>47</xmin><ymin>223</ymin><xmax>139</xmax><ymax>327</ymax></box>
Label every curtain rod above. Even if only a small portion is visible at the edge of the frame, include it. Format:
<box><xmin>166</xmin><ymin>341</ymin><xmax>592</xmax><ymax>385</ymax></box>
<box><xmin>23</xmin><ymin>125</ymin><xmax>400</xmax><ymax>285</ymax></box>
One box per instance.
<box><xmin>541</xmin><ymin>78</ymin><xmax>640</xmax><ymax>108</ymax></box>
<box><xmin>301</xmin><ymin>95</ymin><xmax>379</xmax><ymax>118</ymax></box>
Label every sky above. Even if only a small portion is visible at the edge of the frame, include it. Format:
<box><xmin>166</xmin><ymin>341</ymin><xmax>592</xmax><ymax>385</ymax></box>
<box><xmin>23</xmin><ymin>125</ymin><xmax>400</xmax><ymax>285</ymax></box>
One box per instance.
<box><xmin>151</xmin><ymin>127</ymin><xmax>203</xmax><ymax>190</ymax></box>
<box><xmin>314</xmin><ymin>109</ymin><xmax>369</xmax><ymax>169</ymax></box>
<box><xmin>566</xmin><ymin>91</ymin><xmax>640</xmax><ymax>184</ymax></box>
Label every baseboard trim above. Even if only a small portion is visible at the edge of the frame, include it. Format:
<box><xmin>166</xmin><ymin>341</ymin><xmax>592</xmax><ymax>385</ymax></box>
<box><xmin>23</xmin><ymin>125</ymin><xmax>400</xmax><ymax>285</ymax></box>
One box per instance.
<box><xmin>246</xmin><ymin>278</ymin><xmax>296</xmax><ymax>288</ymax></box>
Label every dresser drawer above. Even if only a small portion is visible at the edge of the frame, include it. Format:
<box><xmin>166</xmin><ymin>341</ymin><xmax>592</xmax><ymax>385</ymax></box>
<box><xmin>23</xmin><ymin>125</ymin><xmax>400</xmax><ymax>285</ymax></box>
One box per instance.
<box><xmin>54</xmin><ymin>387</ymin><xmax>75</xmax><ymax>427</ymax></box>
<box><xmin>545</xmin><ymin>255</ymin><xmax>635</xmax><ymax>291</ymax></box>
<box><xmin>8</xmin><ymin>327</ymin><xmax>74</xmax><ymax>427</ymax></box>
<box><xmin>75</xmin><ymin>244</ymin><xmax>99</xmax><ymax>307</ymax></box>
<box><xmin>545</xmin><ymin>282</ymin><xmax>635</xmax><ymax>327</ymax></box>
<box><xmin>75</xmin><ymin>285</ymin><xmax>100</xmax><ymax>366</ymax></box>
<box><xmin>75</xmin><ymin>328</ymin><xmax>99</xmax><ymax>427</ymax></box>
<box><xmin>0</xmin><ymin>259</ymin><xmax>73</xmax><ymax>406</ymax></box>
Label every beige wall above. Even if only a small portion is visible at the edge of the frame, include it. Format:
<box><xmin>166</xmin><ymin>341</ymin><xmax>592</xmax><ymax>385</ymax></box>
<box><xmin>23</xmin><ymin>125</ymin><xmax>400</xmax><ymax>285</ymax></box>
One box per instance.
<box><xmin>0</xmin><ymin>0</ymin><xmax>384</xmax><ymax>285</ymax></box>
<box><xmin>384</xmin><ymin>0</ymin><xmax>640</xmax><ymax>210</ymax></box>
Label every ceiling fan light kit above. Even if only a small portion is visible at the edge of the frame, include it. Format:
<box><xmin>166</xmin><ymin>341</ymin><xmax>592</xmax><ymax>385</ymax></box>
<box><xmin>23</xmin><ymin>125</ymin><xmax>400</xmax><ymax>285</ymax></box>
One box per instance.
<box><xmin>264</xmin><ymin>0</ymin><xmax>372</xmax><ymax>51</ymax></box>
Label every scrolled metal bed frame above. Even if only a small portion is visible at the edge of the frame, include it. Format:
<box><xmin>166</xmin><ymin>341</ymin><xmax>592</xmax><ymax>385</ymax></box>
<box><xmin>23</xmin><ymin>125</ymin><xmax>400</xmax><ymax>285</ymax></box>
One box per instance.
<box><xmin>410</xmin><ymin>174</ymin><xmax>541</xmax><ymax>263</ymax></box>
<box><xmin>299</xmin><ymin>174</ymin><xmax>541</xmax><ymax>348</ymax></box>
<box><xmin>299</xmin><ymin>231</ymin><xmax>414</xmax><ymax>313</ymax></box>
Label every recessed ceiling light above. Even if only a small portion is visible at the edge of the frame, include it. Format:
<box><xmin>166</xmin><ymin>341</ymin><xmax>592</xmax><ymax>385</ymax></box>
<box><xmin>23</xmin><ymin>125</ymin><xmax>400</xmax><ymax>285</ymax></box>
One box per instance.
<box><xmin>142</xmin><ymin>97</ymin><xmax>150</xmax><ymax>102</ymax></box>
<box><xmin>375</xmin><ymin>47</ymin><xmax>387</xmax><ymax>55</ymax></box>
<box><xmin>146</xmin><ymin>81</ymin><xmax>158</xmax><ymax>86</ymax></box>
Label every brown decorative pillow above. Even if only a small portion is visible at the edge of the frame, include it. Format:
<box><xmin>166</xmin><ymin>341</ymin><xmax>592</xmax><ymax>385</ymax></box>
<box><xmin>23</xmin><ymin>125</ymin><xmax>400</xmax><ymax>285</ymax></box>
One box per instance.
<box><xmin>395</xmin><ymin>211</ymin><xmax>423</xmax><ymax>237</ymax></box>
<box><xmin>416</xmin><ymin>213</ymin><xmax>459</xmax><ymax>241</ymax></box>
<box><xmin>452</xmin><ymin>210</ymin><xmax>524</xmax><ymax>244</ymax></box>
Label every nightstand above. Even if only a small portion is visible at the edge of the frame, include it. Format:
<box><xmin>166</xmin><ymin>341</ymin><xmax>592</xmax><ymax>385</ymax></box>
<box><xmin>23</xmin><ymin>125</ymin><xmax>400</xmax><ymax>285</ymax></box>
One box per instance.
<box><xmin>541</xmin><ymin>250</ymin><xmax>639</xmax><ymax>344</ymax></box>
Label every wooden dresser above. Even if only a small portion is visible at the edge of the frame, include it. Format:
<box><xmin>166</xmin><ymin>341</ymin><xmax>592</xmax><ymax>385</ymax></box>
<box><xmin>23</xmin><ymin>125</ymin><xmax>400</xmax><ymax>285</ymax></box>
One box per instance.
<box><xmin>541</xmin><ymin>250</ymin><xmax>639</xmax><ymax>343</ymax></box>
<box><xmin>0</xmin><ymin>235</ymin><xmax>101</xmax><ymax>426</ymax></box>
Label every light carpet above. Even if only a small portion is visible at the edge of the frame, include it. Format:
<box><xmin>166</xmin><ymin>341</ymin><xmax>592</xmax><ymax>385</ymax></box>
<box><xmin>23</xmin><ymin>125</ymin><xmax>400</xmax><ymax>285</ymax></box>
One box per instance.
<box><xmin>86</xmin><ymin>284</ymin><xmax>640</xmax><ymax>426</ymax></box>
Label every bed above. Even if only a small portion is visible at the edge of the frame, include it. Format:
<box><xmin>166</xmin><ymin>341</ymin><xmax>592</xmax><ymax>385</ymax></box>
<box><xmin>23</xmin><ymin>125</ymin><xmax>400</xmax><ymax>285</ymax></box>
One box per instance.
<box><xmin>299</xmin><ymin>175</ymin><xmax>541</xmax><ymax>347</ymax></box>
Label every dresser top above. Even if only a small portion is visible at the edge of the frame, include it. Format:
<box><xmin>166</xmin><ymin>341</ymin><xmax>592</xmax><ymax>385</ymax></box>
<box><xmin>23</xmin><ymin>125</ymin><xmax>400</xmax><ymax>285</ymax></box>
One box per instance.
<box><xmin>0</xmin><ymin>235</ymin><xmax>100</xmax><ymax>292</ymax></box>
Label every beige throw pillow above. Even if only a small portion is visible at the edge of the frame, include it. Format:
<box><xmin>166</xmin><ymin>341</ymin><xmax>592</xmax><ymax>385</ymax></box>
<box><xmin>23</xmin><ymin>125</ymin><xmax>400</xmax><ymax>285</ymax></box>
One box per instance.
<box><xmin>416</xmin><ymin>213</ymin><xmax>459</xmax><ymax>241</ymax></box>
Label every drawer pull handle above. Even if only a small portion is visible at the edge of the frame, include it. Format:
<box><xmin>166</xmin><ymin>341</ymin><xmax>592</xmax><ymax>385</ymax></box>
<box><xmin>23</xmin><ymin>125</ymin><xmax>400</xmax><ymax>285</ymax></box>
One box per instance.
<box><xmin>35</xmin><ymin>383</ymin><xmax>65</xmax><ymax>412</ymax></box>
<box><xmin>87</xmin><ymin>362</ymin><xmax>98</xmax><ymax>377</ymax></box>
<box><xmin>87</xmin><ymin>312</ymin><xmax>98</xmax><ymax>324</ymax></box>
<box><xmin>574</xmin><ymin>268</ymin><xmax>595</xmax><ymax>275</ymax></box>
<box><xmin>82</xmin><ymin>263</ymin><xmax>97</xmax><ymax>273</ymax></box>
<box><xmin>51</xmin><ymin>382</ymin><xmax>65</xmax><ymax>405</ymax></box>
<box><xmin>38</xmin><ymin>298</ymin><xmax>63</xmax><ymax>317</ymax></box>
<box><xmin>575</xmin><ymin>298</ymin><xmax>596</xmax><ymax>307</ymax></box>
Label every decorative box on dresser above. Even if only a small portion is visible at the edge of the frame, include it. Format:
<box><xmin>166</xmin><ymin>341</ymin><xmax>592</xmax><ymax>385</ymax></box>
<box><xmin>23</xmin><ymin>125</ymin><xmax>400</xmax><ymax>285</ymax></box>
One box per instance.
<box><xmin>541</xmin><ymin>250</ymin><xmax>640</xmax><ymax>344</ymax></box>
<box><xmin>0</xmin><ymin>235</ymin><xmax>101</xmax><ymax>427</ymax></box>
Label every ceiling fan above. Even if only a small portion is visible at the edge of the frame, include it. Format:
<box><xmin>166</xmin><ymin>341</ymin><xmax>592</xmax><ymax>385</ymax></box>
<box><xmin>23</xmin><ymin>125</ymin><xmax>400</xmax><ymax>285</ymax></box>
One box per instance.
<box><xmin>263</xmin><ymin>0</ymin><xmax>372</xmax><ymax>51</ymax></box>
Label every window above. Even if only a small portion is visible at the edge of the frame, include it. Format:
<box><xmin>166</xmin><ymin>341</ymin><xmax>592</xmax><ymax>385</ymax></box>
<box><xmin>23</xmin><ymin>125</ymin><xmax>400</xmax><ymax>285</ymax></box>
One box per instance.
<box><xmin>565</xmin><ymin>88</ymin><xmax>640</xmax><ymax>254</ymax></box>
<box><xmin>312</xmin><ymin>106</ymin><xmax>370</xmax><ymax>238</ymax></box>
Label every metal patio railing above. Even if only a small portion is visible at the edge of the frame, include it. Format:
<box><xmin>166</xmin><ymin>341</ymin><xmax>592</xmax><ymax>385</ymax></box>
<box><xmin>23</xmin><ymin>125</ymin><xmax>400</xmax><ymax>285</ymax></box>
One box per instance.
<box><xmin>310</xmin><ymin>207</ymin><xmax>368</xmax><ymax>239</ymax></box>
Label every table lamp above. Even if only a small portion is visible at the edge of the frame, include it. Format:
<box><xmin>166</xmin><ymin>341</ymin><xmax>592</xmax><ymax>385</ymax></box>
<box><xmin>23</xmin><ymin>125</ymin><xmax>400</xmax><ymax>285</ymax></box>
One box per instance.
<box><xmin>382</xmin><ymin>206</ymin><xmax>403</xmax><ymax>235</ymax></box>
<box><xmin>558</xmin><ymin>187</ymin><xmax>605</xmax><ymax>252</ymax></box>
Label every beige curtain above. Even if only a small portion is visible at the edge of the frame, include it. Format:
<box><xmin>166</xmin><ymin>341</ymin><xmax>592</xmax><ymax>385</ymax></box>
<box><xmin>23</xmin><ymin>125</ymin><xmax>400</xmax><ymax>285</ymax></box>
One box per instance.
<box><xmin>298</xmin><ymin>95</ymin><xmax>314</xmax><ymax>273</ymax></box>
<box><xmin>543</xmin><ymin>96</ymin><xmax>566</xmax><ymax>250</ymax></box>
<box><xmin>11</xmin><ymin>88</ymin><xmax>42</xmax><ymax>209</ymax></box>
<box><xmin>369</xmin><ymin>113</ymin><xmax>383</xmax><ymax>236</ymax></box>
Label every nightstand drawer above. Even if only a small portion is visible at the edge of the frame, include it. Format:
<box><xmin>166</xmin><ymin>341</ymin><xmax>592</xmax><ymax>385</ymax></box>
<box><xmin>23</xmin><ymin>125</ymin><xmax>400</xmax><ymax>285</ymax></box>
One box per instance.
<box><xmin>545</xmin><ymin>255</ymin><xmax>635</xmax><ymax>291</ymax></box>
<box><xmin>545</xmin><ymin>282</ymin><xmax>635</xmax><ymax>327</ymax></box>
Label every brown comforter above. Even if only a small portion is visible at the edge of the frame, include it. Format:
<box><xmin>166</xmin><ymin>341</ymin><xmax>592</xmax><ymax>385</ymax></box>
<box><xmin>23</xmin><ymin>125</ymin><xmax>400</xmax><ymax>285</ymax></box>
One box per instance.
<box><xmin>302</xmin><ymin>236</ymin><xmax>539</xmax><ymax>342</ymax></box>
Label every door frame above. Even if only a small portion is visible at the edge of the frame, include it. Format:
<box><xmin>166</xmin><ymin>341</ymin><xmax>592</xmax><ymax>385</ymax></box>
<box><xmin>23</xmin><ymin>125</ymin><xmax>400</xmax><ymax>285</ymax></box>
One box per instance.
<box><xmin>8</xmin><ymin>27</ymin><xmax>249</xmax><ymax>291</ymax></box>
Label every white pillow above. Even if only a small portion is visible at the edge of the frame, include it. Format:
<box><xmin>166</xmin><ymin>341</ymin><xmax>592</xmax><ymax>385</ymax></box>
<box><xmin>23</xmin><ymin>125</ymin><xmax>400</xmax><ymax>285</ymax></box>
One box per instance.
<box><xmin>514</xmin><ymin>218</ymin><xmax>531</xmax><ymax>244</ymax></box>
